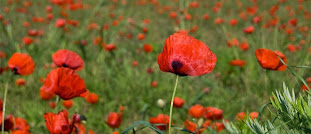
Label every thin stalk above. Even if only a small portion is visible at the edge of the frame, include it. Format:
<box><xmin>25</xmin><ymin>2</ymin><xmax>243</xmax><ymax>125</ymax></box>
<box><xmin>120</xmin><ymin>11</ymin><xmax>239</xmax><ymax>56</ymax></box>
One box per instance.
<box><xmin>54</xmin><ymin>96</ymin><xmax>60</xmax><ymax>113</ymax></box>
<box><xmin>168</xmin><ymin>75</ymin><xmax>179</xmax><ymax>134</ymax></box>
<box><xmin>2</xmin><ymin>73</ymin><xmax>12</xmax><ymax>134</ymax></box>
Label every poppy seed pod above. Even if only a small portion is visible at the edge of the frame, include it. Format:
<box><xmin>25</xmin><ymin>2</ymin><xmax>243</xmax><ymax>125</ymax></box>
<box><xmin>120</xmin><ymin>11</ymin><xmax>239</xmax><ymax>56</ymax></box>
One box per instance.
<box><xmin>157</xmin><ymin>33</ymin><xmax>217</xmax><ymax>76</ymax></box>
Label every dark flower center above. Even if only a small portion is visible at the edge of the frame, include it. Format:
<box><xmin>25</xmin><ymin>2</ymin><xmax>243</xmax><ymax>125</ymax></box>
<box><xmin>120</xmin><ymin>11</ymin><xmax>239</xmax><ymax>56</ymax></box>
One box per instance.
<box><xmin>172</xmin><ymin>61</ymin><xmax>187</xmax><ymax>76</ymax></box>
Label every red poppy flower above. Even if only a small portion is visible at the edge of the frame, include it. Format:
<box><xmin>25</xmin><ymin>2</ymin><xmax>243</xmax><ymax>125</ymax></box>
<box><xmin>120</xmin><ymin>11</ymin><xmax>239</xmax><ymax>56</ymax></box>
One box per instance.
<box><xmin>16</xmin><ymin>78</ymin><xmax>26</xmax><ymax>86</ymax></box>
<box><xmin>184</xmin><ymin>119</ymin><xmax>197</xmax><ymax>132</ymax></box>
<box><xmin>229</xmin><ymin>59</ymin><xmax>246</xmax><ymax>67</ymax></box>
<box><xmin>151</xmin><ymin>81</ymin><xmax>158</xmax><ymax>88</ymax></box>
<box><xmin>157</xmin><ymin>33</ymin><xmax>217</xmax><ymax>76</ymax></box>
<box><xmin>104</xmin><ymin>44</ymin><xmax>116</xmax><ymax>52</ymax></box>
<box><xmin>239</xmin><ymin>42</ymin><xmax>249</xmax><ymax>51</ymax></box>
<box><xmin>43</xmin><ymin>109</ymin><xmax>76</xmax><ymax>134</ymax></box>
<box><xmin>211</xmin><ymin>122</ymin><xmax>225</xmax><ymax>132</ymax></box>
<box><xmin>137</xmin><ymin>33</ymin><xmax>145</xmax><ymax>40</ymax></box>
<box><xmin>22</xmin><ymin>37</ymin><xmax>33</xmax><ymax>45</ymax></box>
<box><xmin>49</xmin><ymin>102</ymin><xmax>56</xmax><ymax>108</ymax></box>
<box><xmin>243</xmin><ymin>26</ymin><xmax>255</xmax><ymax>34</ymax></box>
<box><xmin>40</xmin><ymin>86</ymin><xmax>55</xmax><ymax>100</ymax></box>
<box><xmin>236</xmin><ymin>112</ymin><xmax>246</xmax><ymax>120</ymax></box>
<box><xmin>14</xmin><ymin>117</ymin><xmax>30</xmax><ymax>131</ymax></box>
<box><xmin>204</xmin><ymin>107</ymin><xmax>223</xmax><ymax>120</ymax></box>
<box><xmin>42</xmin><ymin>67</ymin><xmax>88</xmax><ymax>100</ymax></box>
<box><xmin>255</xmin><ymin>48</ymin><xmax>287</xmax><ymax>71</ymax></box>
<box><xmin>85</xmin><ymin>93</ymin><xmax>99</xmax><ymax>104</ymax></box>
<box><xmin>169</xmin><ymin>12</ymin><xmax>177</xmax><ymax>19</ymax></box>
<box><xmin>55</xmin><ymin>19</ymin><xmax>66</xmax><ymax>27</ymax></box>
<box><xmin>63</xmin><ymin>100</ymin><xmax>74</xmax><ymax>109</ymax></box>
<box><xmin>105</xmin><ymin>112</ymin><xmax>122</xmax><ymax>128</ymax></box>
<box><xmin>72</xmin><ymin>122</ymin><xmax>86</xmax><ymax>134</ymax></box>
<box><xmin>143</xmin><ymin>44</ymin><xmax>153</xmax><ymax>53</ymax></box>
<box><xmin>52</xmin><ymin>49</ymin><xmax>84</xmax><ymax>71</ymax></box>
<box><xmin>0</xmin><ymin>113</ymin><xmax>14</xmax><ymax>131</ymax></box>
<box><xmin>149</xmin><ymin>114</ymin><xmax>170</xmax><ymax>130</ymax></box>
<box><xmin>188</xmin><ymin>104</ymin><xmax>205</xmax><ymax>118</ymax></box>
<box><xmin>249</xmin><ymin>112</ymin><xmax>259</xmax><ymax>119</ymax></box>
<box><xmin>173</xmin><ymin>97</ymin><xmax>184</xmax><ymax>108</ymax></box>
<box><xmin>8</xmin><ymin>53</ymin><xmax>35</xmax><ymax>75</ymax></box>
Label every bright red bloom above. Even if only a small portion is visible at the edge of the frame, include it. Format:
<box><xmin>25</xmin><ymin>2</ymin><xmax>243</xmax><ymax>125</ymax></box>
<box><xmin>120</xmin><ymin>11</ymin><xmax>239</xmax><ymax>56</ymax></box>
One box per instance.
<box><xmin>143</xmin><ymin>44</ymin><xmax>153</xmax><ymax>53</ymax></box>
<box><xmin>42</xmin><ymin>67</ymin><xmax>88</xmax><ymax>100</ymax></box>
<box><xmin>204</xmin><ymin>107</ymin><xmax>223</xmax><ymax>120</ymax></box>
<box><xmin>43</xmin><ymin>109</ymin><xmax>76</xmax><ymax>134</ymax></box>
<box><xmin>287</xmin><ymin>44</ymin><xmax>296</xmax><ymax>52</ymax></box>
<box><xmin>105</xmin><ymin>112</ymin><xmax>122</xmax><ymax>128</ymax></box>
<box><xmin>49</xmin><ymin>102</ymin><xmax>56</xmax><ymax>109</ymax></box>
<box><xmin>229</xmin><ymin>59</ymin><xmax>246</xmax><ymax>67</ymax></box>
<box><xmin>149</xmin><ymin>114</ymin><xmax>170</xmax><ymax>130</ymax></box>
<box><xmin>0</xmin><ymin>112</ymin><xmax>14</xmax><ymax>131</ymax></box>
<box><xmin>157</xmin><ymin>33</ymin><xmax>217</xmax><ymax>76</ymax></box>
<box><xmin>63</xmin><ymin>100</ymin><xmax>74</xmax><ymax>109</ymax></box>
<box><xmin>14</xmin><ymin>117</ymin><xmax>30</xmax><ymax>131</ymax></box>
<box><xmin>151</xmin><ymin>81</ymin><xmax>158</xmax><ymax>88</ymax></box>
<box><xmin>239</xmin><ymin>42</ymin><xmax>249</xmax><ymax>51</ymax></box>
<box><xmin>16</xmin><ymin>78</ymin><xmax>26</xmax><ymax>86</ymax></box>
<box><xmin>184</xmin><ymin>119</ymin><xmax>197</xmax><ymax>132</ymax></box>
<box><xmin>137</xmin><ymin>33</ymin><xmax>145</xmax><ymax>40</ymax></box>
<box><xmin>55</xmin><ymin>19</ymin><xmax>66</xmax><ymax>27</ymax></box>
<box><xmin>188</xmin><ymin>104</ymin><xmax>205</xmax><ymax>118</ymax></box>
<box><xmin>211</xmin><ymin>122</ymin><xmax>225</xmax><ymax>132</ymax></box>
<box><xmin>104</xmin><ymin>44</ymin><xmax>116</xmax><ymax>52</ymax></box>
<box><xmin>40</xmin><ymin>86</ymin><xmax>55</xmax><ymax>100</ymax></box>
<box><xmin>249</xmin><ymin>112</ymin><xmax>259</xmax><ymax>119</ymax></box>
<box><xmin>173</xmin><ymin>97</ymin><xmax>184</xmax><ymax>108</ymax></box>
<box><xmin>243</xmin><ymin>26</ymin><xmax>255</xmax><ymax>34</ymax></box>
<box><xmin>255</xmin><ymin>48</ymin><xmax>287</xmax><ymax>71</ymax></box>
<box><xmin>22</xmin><ymin>37</ymin><xmax>33</xmax><ymax>45</ymax></box>
<box><xmin>85</xmin><ymin>93</ymin><xmax>99</xmax><ymax>104</ymax></box>
<box><xmin>52</xmin><ymin>49</ymin><xmax>84</xmax><ymax>71</ymax></box>
<box><xmin>72</xmin><ymin>122</ymin><xmax>86</xmax><ymax>134</ymax></box>
<box><xmin>236</xmin><ymin>112</ymin><xmax>246</xmax><ymax>120</ymax></box>
<box><xmin>8</xmin><ymin>53</ymin><xmax>35</xmax><ymax>75</ymax></box>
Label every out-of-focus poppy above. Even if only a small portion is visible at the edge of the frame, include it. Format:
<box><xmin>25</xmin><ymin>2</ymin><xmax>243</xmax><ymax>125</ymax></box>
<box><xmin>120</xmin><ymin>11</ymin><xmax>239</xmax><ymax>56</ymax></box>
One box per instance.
<box><xmin>72</xmin><ymin>122</ymin><xmax>86</xmax><ymax>134</ymax></box>
<box><xmin>239</xmin><ymin>42</ymin><xmax>249</xmax><ymax>51</ymax></box>
<box><xmin>0</xmin><ymin>113</ymin><xmax>14</xmax><ymax>131</ymax></box>
<box><xmin>16</xmin><ymin>78</ymin><xmax>26</xmax><ymax>86</ymax></box>
<box><xmin>0</xmin><ymin>51</ymin><xmax>6</xmax><ymax>59</ymax></box>
<box><xmin>211</xmin><ymin>122</ymin><xmax>225</xmax><ymax>132</ymax></box>
<box><xmin>132</xmin><ymin>61</ymin><xmax>138</xmax><ymax>67</ymax></box>
<box><xmin>63</xmin><ymin>100</ymin><xmax>74</xmax><ymax>109</ymax></box>
<box><xmin>157</xmin><ymin>33</ymin><xmax>217</xmax><ymax>76</ymax></box>
<box><xmin>188</xmin><ymin>104</ymin><xmax>205</xmax><ymax>118</ymax></box>
<box><xmin>287</xmin><ymin>44</ymin><xmax>296</xmax><ymax>52</ymax></box>
<box><xmin>8</xmin><ymin>53</ymin><xmax>35</xmax><ymax>75</ymax></box>
<box><xmin>249</xmin><ymin>112</ymin><xmax>259</xmax><ymax>119</ymax></box>
<box><xmin>229</xmin><ymin>59</ymin><xmax>246</xmax><ymax>67</ymax></box>
<box><xmin>43</xmin><ymin>109</ymin><xmax>76</xmax><ymax>134</ymax></box>
<box><xmin>229</xmin><ymin>19</ymin><xmax>238</xmax><ymax>26</ymax></box>
<box><xmin>104</xmin><ymin>44</ymin><xmax>116</xmax><ymax>52</ymax></box>
<box><xmin>85</xmin><ymin>93</ymin><xmax>99</xmax><ymax>104</ymax></box>
<box><xmin>151</xmin><ymin>81</ymin><xmax>158</xmax><ymax>88</ymax></box>
<box><xmin>243</xmin><ymin>26</ymin><xmax>255</xmax><ymax>34</ymax></box>
<box><xmin>149</xmin><ymin>114</ymin><xmax>170</xmax><ymax>130</ymax></box>
<box><xmin>42</xmin><ymin>67</ymin><xmax>88</xmax><ymax>100</ymax></box>
<box><xmin>184</xmin><ymin>119</ymin><xmax>197</xmax><ymax>132</ymax></box>
<box><xmin>255</xmin><ymin>48</ymin><xmax>287</xmax><ymax>71</ymax></box>
<box><xmin>143</xmin><ymin>44</ymin><xmax>153</xmax><ymax>53</ymax></box>
<box><xmin>173</xmin><ymin>97</ymin><xmax>184</xmax><ymax>108</ymax></box>
<box><xmin>236</xmin><ymin>112</ymin><xmax>246</xmax><ymax>120</ymax></box>
<box><xmin>40</xmin><ymin>86</ymin><xmax>55</xmax><ymax>100</ymax></box>
<box><xmin>204</xmin><ymin>107</ymin><xmax>223</xmax><ymax>120</ymax></box>
<box><xmin>55</xmin><ymin>19</ymin><xmax>66</xmax><ymax>27</ymax></box>
<box><xmin>14</xmin><ymin>117</ymin><xmax>30</xmax><ymax>131</ymax></box>
<box><xmin>105</xmin><ymin>112</ymin><xmax>122</xmax><ymax>128</ymax></box>
<box><xmin>137</xmin><ymin>33</ymin><xmax>145</xmax><ymax>40</ymax></box>
<box><xmin>169</xmin><ymin>12</ymin><xmax>177</xmax><ymax>19</ymax></box>
<box><xmin>52</xmin><ymin>49</ymin><xmax>84</xmax><ymax>71</ymax></box>
<box><xmin>22</xmin><ymin>37</ymin><xmax>33</xmax><ymax>45</ymax></box>
<box><xmin>49</xmin><ymin>102</ymin><xmax>56</xmax><ymax>109</ymax></box>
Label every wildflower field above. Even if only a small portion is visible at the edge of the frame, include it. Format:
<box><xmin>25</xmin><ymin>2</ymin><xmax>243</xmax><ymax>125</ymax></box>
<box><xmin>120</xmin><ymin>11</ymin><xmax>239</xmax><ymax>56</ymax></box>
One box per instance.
<box><xmin>1</xmin><ymin>0</ymin><xmax>311</xmax><ymax>133</ymax></box>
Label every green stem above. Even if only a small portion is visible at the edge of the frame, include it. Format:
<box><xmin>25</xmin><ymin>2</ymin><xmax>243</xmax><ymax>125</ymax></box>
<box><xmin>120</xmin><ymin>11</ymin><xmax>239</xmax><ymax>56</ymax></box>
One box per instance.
<box><xmin>54</xmin><ymin>96</ymin><xmax>60</xmax><ymax>113</ymax></box>
<box><xmin>2</xmin><ymin>74</ymin><xmax>12</xmax><ymax>134</ymax></box>
<box><xmin>168</xmin><ymin>75</ymin><xmax>179</xmax><ymax>134</ymax></box>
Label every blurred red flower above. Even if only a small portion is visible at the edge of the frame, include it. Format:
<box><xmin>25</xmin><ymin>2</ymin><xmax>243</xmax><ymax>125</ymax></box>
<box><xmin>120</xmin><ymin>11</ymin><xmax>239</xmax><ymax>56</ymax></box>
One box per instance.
<box><xmin>85</xmin><ymin>93</ymin><xmax>99</xmax><ymax>104</ymax></box>
<box><xmin>63</xmin><ymin>100</ymin><xmax>74</xmax><ymax>109</ymax></box>
<box><xmin>42</xmin><ymin>67</ymin><xmax>88</xmax><ymax>100</ymax></box>
<box><xmin>204</xmin><ymin>107</ymin><xmax>223</xmax><ymax>120</ymax></box>
<box><xmin>157</xmin><ymin>33</ymin><xmax>217</xmax><ymax>76</ymax></box>
<box><xmin>52</xmin><ymin>49</ymin><xmax>84</xmax><ymax>71</ymax></box>
<box><xmin>43</xmin><ymin>109</ymin><xmax>76</xmax><ymax>134</ymax></box>
<box><xmin>188</xmin><ymin>104</ymin><xmax>205</xmax><ymax>118</ymax></box>
<box><xmin>8</xmin><ymin>53</ymin><xmax>35</xmax><ymax>75</ymax></box>
<box><xmin>229</xmin><ymin>59</ymin><xmax>246</xmax><ymax>67</ymax></box>
<box><xmin>173</xmin><ymin>97</ymin><xmax>184</xmax><ymax>108</ymax></box>
<box><xmin>255</xmin><ymin>48</ymin><xmax>287</xmax><ymax>71</ymax></box>
<box><xmin>105</xmin><ymin>112</ymin><xmax>122</xmax><ymax>128</ymax></box>
<box><xmin>149</xmin><ymin>114</ymin><xmax>170</xmax><ymax>130</ymax></box>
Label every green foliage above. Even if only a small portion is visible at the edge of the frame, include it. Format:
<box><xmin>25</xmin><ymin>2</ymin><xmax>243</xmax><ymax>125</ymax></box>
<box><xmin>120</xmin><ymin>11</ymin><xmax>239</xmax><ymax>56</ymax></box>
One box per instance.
<box><xmin>225</xmin><ymin>83</ymin><xmax>311</xmax><ymax>134</ymax></box>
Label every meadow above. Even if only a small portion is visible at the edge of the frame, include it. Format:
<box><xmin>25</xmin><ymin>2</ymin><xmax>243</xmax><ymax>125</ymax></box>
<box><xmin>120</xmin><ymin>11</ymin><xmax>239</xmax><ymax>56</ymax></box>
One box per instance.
<box><xmin>0</xmin><ymin>0</ymin><xmax>311</xmax><ymax>133</ymax></box>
